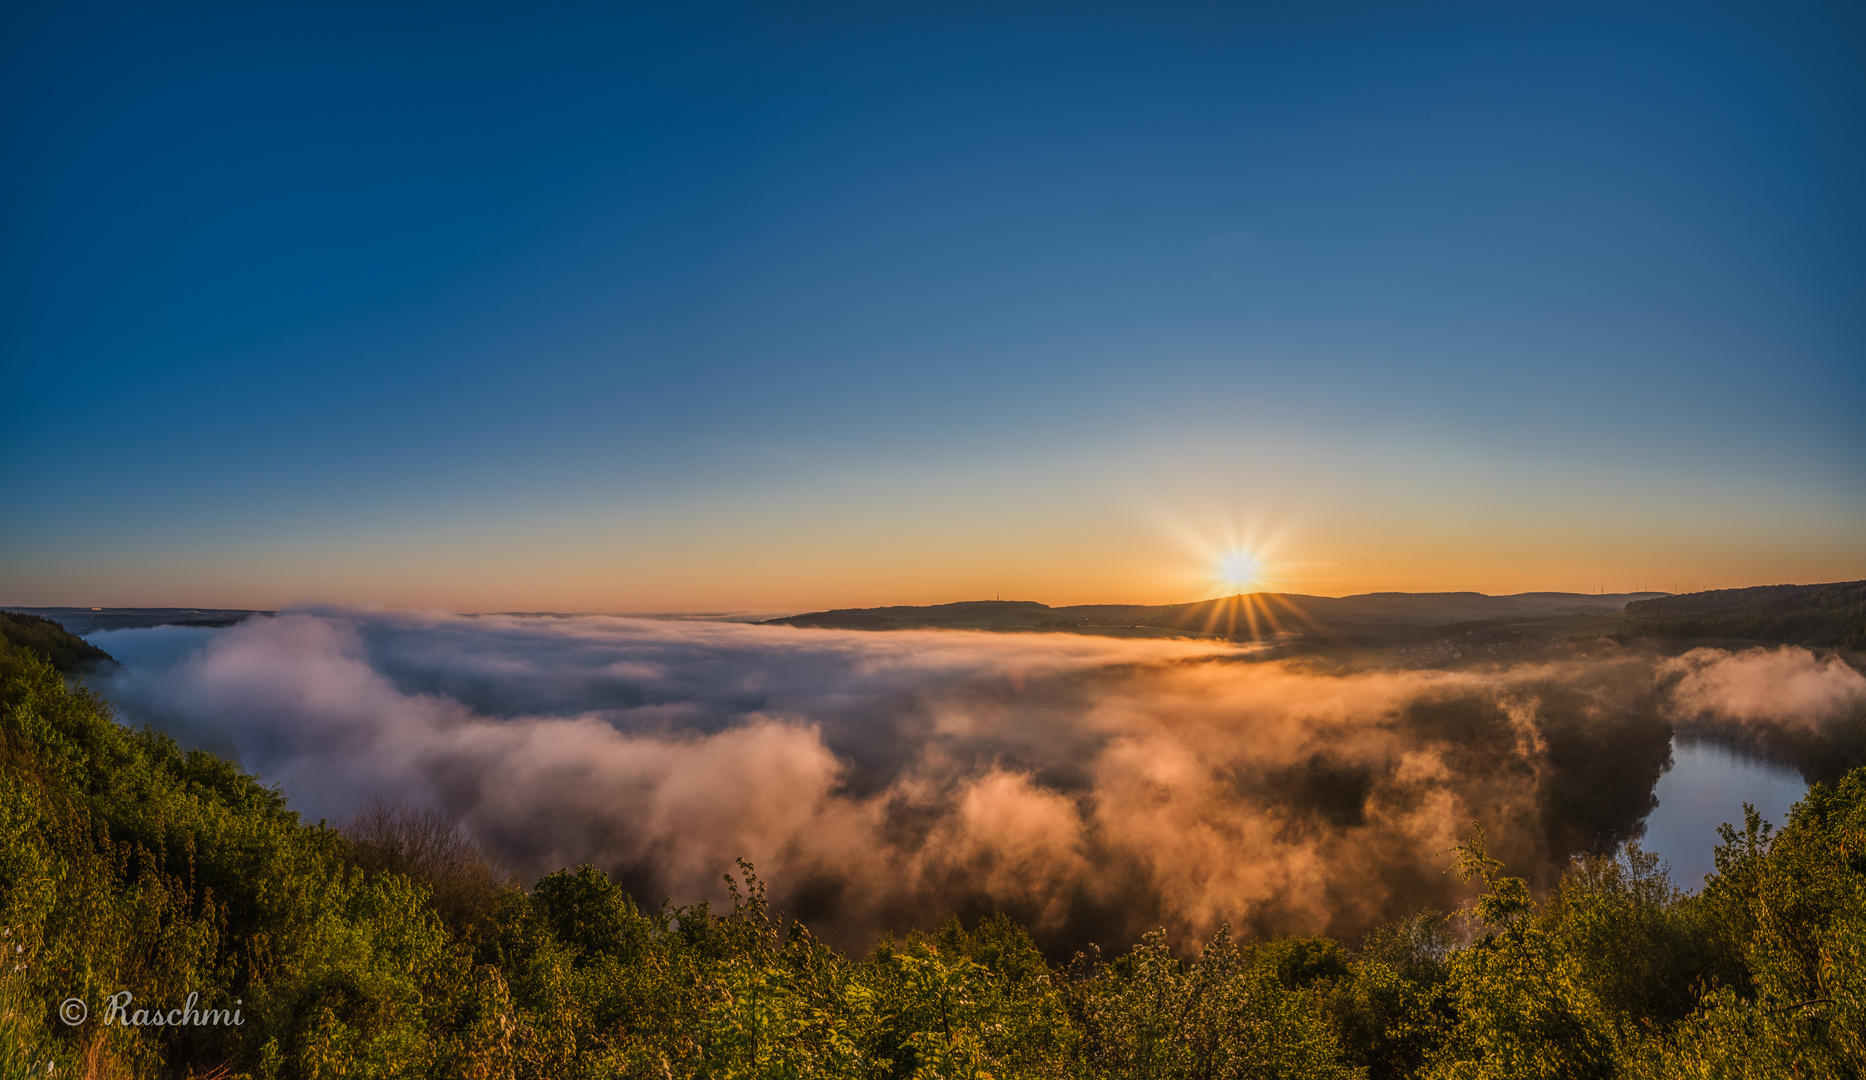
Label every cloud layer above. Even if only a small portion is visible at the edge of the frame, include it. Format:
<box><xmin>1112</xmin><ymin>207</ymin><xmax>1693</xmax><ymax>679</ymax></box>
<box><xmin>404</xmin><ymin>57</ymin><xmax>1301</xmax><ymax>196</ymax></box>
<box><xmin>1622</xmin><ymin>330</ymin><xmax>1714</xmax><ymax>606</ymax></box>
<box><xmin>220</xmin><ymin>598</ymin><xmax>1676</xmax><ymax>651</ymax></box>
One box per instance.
<box><xmin>1665</xmin><ymin>646</ymin><xmax>1866</xmax><ymax>727</ymax></box>
<box><xmin>89</xmin><ymin>611</ymin><xmax>1859</xmax><ymax>952</ymax></box>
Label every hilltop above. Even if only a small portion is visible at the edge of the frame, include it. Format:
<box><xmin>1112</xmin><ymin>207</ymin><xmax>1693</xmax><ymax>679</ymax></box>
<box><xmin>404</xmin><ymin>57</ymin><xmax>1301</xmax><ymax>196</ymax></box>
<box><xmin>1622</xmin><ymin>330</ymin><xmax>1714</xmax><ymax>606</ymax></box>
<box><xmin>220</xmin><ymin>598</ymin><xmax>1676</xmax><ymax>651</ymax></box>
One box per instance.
<box><xmin>768</xmin><ymin>582</ymin><xmax>1866</xmax><ymax>652</ymax></box>
<box><xmin>0</xmin><ymin>609</ymin><xmax>117</xmax><ymax>672</ymax></box>
<box><xmin>1624</xmin><ymin>579</ymin><xmax>1866</xmax><ymax>649</ymax></box>
<box><xmin>0</xmin><ymin>606</ymin><xmax>269</xmax><ymax>634</ymax></box>
<box><xmin>764</xmin><ymin>590</ymin><xmax>1665</xmax><ymax>643</ymax></box>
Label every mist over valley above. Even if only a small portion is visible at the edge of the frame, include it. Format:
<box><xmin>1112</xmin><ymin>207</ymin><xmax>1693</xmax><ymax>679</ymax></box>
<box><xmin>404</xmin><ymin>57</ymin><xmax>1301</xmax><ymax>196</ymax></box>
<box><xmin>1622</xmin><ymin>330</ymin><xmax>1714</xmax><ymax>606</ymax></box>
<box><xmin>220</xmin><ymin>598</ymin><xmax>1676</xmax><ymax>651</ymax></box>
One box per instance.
<box><xmin>38</xmin><ymin>583</ymin><xmax>1863</xmax><ymax>958</ymax></box>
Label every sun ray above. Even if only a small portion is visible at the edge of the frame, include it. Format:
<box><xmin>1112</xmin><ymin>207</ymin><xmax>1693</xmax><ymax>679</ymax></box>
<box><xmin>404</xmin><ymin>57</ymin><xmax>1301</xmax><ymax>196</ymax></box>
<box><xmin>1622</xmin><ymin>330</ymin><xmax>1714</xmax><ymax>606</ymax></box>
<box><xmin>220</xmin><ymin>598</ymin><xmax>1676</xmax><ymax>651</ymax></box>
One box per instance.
<box><xmin>1155</xmin><ymin>512</ymin><xmax>1319</xmax><ymax>641</ymax></box>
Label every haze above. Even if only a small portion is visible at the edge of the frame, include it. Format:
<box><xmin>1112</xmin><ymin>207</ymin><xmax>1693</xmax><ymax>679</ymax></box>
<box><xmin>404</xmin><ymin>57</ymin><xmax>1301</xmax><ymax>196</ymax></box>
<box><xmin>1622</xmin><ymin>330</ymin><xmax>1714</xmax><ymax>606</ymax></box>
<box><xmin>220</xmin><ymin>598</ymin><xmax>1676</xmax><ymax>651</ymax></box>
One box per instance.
<box><xmin>80</xmin><ymin>608</ymin><xmax>1861</xmax><ymax>953</ymax></box>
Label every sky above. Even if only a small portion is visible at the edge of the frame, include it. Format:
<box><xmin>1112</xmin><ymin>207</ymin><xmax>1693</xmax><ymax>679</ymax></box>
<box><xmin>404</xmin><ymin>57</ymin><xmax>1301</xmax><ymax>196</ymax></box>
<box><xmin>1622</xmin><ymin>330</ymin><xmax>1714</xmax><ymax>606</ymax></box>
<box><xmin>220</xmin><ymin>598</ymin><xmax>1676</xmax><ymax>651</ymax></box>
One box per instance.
<box><xmin>3</xmin><ymin>0</ymin><xmax>1862</xmax><ymax>612</ymax></box>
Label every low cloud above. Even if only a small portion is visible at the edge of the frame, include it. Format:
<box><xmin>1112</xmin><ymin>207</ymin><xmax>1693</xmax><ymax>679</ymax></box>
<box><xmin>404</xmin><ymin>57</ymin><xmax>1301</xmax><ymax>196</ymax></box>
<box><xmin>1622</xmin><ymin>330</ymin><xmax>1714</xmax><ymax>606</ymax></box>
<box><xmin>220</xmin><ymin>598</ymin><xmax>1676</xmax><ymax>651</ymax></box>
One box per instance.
<box><xmin>1664</xmin><ymin>645</ymin><xmax>1866</xmax><ymax>727</ymax></box>
<box><xmin>86</xmin><ymin>611</ymin><xmax>1852</xmax><ymax>953</ymax></box>
<box><xmin>1658</xmin><ymin>645</ymin><xmax>1866</xmax><ymax>784</ymax></box>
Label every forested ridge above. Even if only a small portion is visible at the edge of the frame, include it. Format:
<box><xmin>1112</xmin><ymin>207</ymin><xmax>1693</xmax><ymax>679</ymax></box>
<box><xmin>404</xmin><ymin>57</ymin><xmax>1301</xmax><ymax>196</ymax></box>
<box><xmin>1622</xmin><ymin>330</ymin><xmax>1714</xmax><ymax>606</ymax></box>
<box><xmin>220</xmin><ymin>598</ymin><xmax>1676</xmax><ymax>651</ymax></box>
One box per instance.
<box><xmin>1625</xmin><ymin>580</ymin><xmax>1866</xmax><ymax>651</ymax></box>
<box><xmin>0</xmin><ymin>612</ymin><xmax>113</xmax><ymax>674</ymax></box>
<box><xmin>1</xmin><ymin>627</ymin><xmax>1862</xmax><ymax>1078</ymax></box>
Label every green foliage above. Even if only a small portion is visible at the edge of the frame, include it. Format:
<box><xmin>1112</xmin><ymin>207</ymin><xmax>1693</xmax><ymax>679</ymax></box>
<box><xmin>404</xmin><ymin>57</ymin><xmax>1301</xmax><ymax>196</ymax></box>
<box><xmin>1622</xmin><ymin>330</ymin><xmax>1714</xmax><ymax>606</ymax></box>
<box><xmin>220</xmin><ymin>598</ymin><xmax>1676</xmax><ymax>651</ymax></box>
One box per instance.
<box><xmin>0</xmin><ymin>611</ymin><xmax>114</xmax><ymax>673</ymax></box>
<box><xmin>1071</xmin><ymin>926</ymin><xmax>1355</xmax><ymax>1080</ymax></box>
<box><xmin>866</xmin><ymin>913</ymin><xmax>1077</xmax><ymax>1078</ymax></box>
<box><xmin>0</xmin><ymin>640</ymin><xmax>477</xmax><ymax>1078</ymax></box>
<box><xmin>1620</xmin><ymin>776</ymin><xmax>1866</xmax><ymax>1078</ymax></box>
<box><xmin>1540</xmin><ymin>844</ymin><xmax>1735</xmax><ymax>1031</ymax></box>
<box><xmin>1313</xmin><ymin>913</ymin><xmax>1455</xmax><ymax>1080</ymax></box>
<box><xmin>342</xmin><ymin>798</ymin><xmax>513</xmax><ymax>943</ymax></box>
<box><xmin>1427</xmin><ymin>826</ymin><xmax>1617</xmax><ymax>1080</ymax></box>
<box><xmin>0</xmin><ymin>635</ymin><xmax>1861</xmax><ymax>1078</ymax></box>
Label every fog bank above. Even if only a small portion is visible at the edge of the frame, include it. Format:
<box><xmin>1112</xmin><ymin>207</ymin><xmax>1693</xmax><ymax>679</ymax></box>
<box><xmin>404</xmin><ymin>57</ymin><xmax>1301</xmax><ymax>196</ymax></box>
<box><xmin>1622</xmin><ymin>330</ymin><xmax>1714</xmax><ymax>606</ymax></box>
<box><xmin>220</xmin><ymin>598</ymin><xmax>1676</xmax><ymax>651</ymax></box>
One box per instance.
<box><xmin>90</xmin><ymin>611</ymin><xmax>1863</xmax><ymax>952</ymax></box>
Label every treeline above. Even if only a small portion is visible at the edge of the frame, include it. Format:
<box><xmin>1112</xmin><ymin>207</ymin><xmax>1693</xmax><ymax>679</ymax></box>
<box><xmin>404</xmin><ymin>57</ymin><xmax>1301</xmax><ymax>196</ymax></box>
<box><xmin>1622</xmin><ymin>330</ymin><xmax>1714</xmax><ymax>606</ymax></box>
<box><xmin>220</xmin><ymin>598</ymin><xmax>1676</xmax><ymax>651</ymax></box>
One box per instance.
<box><xmin>0</xmin><ymin>610</ymin><xmax>113</xmax><ymax>673</ymax></box>
<box><xmin>1624</xmin><ymin>579</ymin><xmax>1866</xmax><ymax>651</ymax></box>
<box><xmin>1</xmin><ymin>632</ymin><xmax>1862</xmax><ymax>1078</ymax></box>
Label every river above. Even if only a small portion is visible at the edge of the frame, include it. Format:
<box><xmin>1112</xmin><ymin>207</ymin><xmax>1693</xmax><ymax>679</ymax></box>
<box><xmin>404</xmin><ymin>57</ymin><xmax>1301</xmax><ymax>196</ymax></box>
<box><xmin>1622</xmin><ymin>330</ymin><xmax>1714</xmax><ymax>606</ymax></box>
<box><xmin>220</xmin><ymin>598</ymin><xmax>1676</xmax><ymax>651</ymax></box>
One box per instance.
<box><xmin>1640</xmin><ymin>740</ymin><xmax>1808</xmax><ymax>888</ymax></box>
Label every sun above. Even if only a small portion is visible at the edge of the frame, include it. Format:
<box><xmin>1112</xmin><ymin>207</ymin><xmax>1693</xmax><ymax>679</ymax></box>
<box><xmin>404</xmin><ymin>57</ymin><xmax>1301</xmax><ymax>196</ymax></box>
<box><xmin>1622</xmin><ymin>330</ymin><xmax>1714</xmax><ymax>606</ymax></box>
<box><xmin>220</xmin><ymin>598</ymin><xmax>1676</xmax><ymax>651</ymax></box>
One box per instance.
<box><xmin>1155</xmin><ymin>512</ymin><xmax>1293</xmax><ymax>602</ymax></box>
<box><xmin>1214</xmin><ymin>550</ymin><xmax>1261</xmax><ymax>594</ymax></box>
<box><xmin>1153</xmin><ymin>517</ymin><xmax>1317</xmax><ymax>639</ymax></box>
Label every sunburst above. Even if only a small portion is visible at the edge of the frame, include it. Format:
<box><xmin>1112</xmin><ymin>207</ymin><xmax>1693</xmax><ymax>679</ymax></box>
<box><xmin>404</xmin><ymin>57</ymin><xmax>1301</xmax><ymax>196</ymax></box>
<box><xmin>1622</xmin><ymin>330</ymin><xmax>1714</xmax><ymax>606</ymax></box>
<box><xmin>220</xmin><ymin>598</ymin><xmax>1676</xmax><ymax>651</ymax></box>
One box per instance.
<box><xmin>1155</xmin><ymin>519</ymin><xmax>1324</xmax><ymax>642</ymax></box>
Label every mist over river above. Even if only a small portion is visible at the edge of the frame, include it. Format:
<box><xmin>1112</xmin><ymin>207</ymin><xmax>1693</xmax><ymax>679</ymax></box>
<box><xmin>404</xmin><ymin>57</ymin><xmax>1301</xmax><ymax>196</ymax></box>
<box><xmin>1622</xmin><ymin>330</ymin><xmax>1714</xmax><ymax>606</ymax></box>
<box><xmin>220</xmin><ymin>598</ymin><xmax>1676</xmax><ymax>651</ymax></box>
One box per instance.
<box><xmin>83</xmin><ymin>611</ymin><xmax>1860</xmax><ymax>952</ymax></box>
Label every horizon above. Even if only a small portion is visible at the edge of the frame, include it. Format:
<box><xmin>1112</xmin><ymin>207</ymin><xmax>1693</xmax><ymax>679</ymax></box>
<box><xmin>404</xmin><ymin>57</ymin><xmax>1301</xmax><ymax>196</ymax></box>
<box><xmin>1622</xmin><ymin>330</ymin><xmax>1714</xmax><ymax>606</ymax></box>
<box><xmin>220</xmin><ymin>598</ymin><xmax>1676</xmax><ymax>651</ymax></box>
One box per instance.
<box><xmin>1</xmin><ymin>560</ymin><xmax>1835</xmax><ymax>614</ymax></box>
<box><xmin>1</xmin><ymin>583</ymin><xmax>1767</xmax><ymax>623</ymax></box>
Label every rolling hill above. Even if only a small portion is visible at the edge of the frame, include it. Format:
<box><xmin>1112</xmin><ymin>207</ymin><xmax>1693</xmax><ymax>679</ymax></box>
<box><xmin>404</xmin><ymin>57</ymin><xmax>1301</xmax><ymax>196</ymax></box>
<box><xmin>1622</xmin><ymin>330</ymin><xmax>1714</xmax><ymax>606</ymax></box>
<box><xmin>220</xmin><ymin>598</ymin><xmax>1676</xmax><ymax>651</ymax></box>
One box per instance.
<box><xmin>764</xmin><ymin>590</ymin><xmax>1666</xmax><ymax>641</ymax></box>
<box><xmin>1624</xmin><ymin>579</ymin><xmax>1866</xmax><ymax>649</ymax></box>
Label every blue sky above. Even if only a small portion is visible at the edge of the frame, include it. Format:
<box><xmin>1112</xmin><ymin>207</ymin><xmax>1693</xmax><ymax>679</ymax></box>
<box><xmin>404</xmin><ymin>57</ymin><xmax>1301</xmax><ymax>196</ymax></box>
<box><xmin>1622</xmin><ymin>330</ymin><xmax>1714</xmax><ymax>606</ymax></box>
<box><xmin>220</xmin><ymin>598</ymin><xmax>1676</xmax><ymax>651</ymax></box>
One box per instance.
<box><xmin>3</xmin><ymin>1</ymin><xmax>1862</xmax><ymax>610</ymax></box>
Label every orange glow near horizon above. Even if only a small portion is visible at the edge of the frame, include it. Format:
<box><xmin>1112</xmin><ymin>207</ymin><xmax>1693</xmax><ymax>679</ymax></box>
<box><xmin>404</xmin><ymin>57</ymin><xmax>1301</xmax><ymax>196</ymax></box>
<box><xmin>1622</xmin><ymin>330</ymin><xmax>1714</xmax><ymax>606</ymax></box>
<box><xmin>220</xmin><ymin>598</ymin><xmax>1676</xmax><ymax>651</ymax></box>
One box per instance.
<box><xmin>11</xmin><ymin>540</ymin><xmax>1864</xmax><ymax>615</ymax></box>
<box><xmin>1156</xmin><ymin>516</ymin><xmax>1306</xmax><ymax>605</ymax></box>
<box><xmin>4</xmin><ymin>497</ymin><xmax>1862</xmax><ymax>614</ymax></box>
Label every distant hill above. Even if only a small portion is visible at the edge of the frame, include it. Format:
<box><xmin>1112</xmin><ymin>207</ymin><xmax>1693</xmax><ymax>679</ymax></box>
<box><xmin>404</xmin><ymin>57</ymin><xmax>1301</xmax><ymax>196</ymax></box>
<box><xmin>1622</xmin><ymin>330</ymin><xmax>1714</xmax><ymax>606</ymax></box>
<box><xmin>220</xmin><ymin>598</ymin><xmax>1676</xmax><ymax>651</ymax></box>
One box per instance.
<box><xmin>1624</xmin><ymin>580</ymin><xmax>1866</xmax><ymax>649</ymax></box>
<box><xmin>0</xmin><ymin>606</ymin><xmax>268</xmax><ymax>635</ymax></box>
<box><xmin>0</xmin><ymin>610</ymin><xmax>115</xmax><ymax>672</ymax></box>
<box><xmin>766</xmin><ymin>590</ymin><xmax>1666</xmax><ymax>640</ymax></box>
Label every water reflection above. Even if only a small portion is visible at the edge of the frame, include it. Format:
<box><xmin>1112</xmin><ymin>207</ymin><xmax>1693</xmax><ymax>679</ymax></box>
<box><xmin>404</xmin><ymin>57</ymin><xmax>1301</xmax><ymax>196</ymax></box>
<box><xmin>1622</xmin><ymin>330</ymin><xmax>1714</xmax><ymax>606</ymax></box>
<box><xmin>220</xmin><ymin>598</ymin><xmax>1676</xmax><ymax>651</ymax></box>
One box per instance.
<box><xmin>1642</xmin><ymin>740</ymin><xmax>1806</xmax><ymax>889</ymax></box>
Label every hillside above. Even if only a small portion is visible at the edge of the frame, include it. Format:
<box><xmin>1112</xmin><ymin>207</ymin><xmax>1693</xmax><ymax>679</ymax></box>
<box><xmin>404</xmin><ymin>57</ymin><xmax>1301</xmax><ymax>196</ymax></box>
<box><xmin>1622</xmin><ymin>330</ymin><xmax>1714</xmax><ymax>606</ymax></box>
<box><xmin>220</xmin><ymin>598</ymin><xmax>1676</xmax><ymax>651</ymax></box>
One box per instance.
<box><xmin>767</xmin><ymin>590</ymin><xmax>1666</xmax><ymax>641</ymax></box>
<box><xmin>0</xmin><ymin>610</ymin><xmax>116</xmax><ymax>672</ymax></box>
<box><xmin>1624</xmin><ymin>579</ymin><xmax>1866</xmax><ymax>649</ymax></box>
<box><xmin>0</xmin><ymin>606</ymin><xmax>268</xmax><ymax>634</ymax></box>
